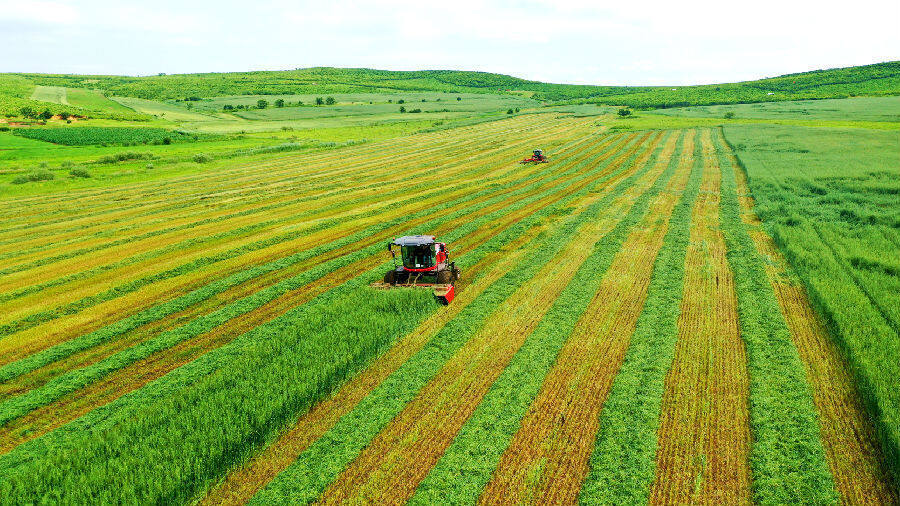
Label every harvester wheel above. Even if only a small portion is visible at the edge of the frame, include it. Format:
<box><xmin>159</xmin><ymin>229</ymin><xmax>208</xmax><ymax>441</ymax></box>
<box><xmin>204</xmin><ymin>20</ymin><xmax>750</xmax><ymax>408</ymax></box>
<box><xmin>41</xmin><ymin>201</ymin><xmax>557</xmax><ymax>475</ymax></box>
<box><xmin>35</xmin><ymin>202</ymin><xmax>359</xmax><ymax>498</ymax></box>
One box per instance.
<box><xmin>451</xmin><ymin>263</ymin><xmax>461</xmax><ymax>281</ymax></box>
<box><xmin>384</xmin><ymin>270</ymin><xmax>396</xmax><ymax>285</ymax></box>
<box><xmin>437</xmin><ymin>270</ymin><xmax>452</xmax><ymax>284</ymax></box>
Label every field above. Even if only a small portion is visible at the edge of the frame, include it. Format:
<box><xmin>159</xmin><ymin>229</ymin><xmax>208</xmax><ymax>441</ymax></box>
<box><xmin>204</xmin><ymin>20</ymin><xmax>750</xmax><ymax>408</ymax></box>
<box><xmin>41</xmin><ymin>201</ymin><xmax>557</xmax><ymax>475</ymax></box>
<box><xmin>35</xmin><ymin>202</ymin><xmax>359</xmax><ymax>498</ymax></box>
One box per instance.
<box><xmin>0</xmin><ymin>65</ymin><xmax>898</xmax><ymax>504</ymax></box>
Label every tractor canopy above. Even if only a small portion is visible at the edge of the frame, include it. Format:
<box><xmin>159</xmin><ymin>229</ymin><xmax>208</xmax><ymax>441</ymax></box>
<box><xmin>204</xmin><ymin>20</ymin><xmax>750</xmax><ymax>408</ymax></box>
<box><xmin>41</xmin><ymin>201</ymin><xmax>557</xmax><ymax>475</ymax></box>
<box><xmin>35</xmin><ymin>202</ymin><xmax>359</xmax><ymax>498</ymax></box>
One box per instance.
<box><xmin>391</xmin><ymin>235</ymin><xmax>437</xmax><ymax>269</ymax></box>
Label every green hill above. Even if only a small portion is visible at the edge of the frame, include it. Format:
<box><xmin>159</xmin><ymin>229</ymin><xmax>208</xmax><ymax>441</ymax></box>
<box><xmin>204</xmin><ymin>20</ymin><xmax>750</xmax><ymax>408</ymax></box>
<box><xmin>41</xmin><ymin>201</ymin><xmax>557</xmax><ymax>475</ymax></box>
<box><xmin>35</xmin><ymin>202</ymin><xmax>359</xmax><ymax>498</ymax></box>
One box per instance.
<box><xmin>2</xmin><ymin>61</ymin><xmax>898</xmax><ymax>119</ymax></box>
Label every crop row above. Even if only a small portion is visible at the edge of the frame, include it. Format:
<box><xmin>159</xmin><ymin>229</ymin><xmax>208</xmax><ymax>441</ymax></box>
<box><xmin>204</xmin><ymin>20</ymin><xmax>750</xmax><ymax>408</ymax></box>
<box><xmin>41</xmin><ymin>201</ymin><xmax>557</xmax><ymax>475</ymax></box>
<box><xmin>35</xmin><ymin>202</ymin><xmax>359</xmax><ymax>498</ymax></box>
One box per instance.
<box><xmin>0</xmin><ymin>124</ymin><xmax>646</xmax><ymax>502</ymax></box>
<box><xmin>0</xmin><ymin>123</ymin><xmax>628</xmax><ymax>452</ymax></box>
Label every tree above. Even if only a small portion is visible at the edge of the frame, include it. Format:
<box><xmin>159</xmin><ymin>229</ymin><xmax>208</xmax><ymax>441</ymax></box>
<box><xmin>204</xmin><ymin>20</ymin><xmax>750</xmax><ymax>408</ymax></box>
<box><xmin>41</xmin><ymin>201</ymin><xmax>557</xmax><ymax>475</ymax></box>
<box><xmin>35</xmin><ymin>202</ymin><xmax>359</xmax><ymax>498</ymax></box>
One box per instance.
<box><xmin>723</xmin><ymin>112</ymin><xmax>735</xmax><ymax>119</ymax></box>
<box><xmin>457</xmin><ymin>96</ymin><xmax>461</xmax><ymax>101</ymax></box>
<box><xmin>617</xmin><ymin>108</ymin><xmax>632</xmax><ymax>117</ymax></box>
<box><xmin>19</xmin><ymin>107</ymin><xmax>35</xmax><ymax>118</ymax></box>
<box><xmin>275</xmin><ymin>99</ymin><xmax>285</xmax><ymax>108</ymax></box>
<box><xmin>257</xmin><ymin>99</ymin><xmax>268</xmax><ymax>109</ymax></box>
<box><xmin>507</xmin><ymin>108</ymin><xmax>514</xmax><ymax>114</ymax></box>
<box><xmin>397</xmin><ymin>99</ymin><xmax>405</xmax><ymax>104</ymax></box>
<box><xmin>58</xmin><ymin>111</ymin><xmax>70</xmax><ymax>119</ymax></box>
<box><xmin>40</xmin><ymin>109</ymin><xmax>53</xmax><ymax>120</ymax></box>
<box><xmin>399</xmin><ymin>106</ymin><xmax>406</xmax><ymax>113</ymax></box>
<box><xmin>325</xmin><ymin>96</ymin><xmax>336</xmax><ymax>105</ymax></box>
<box><xmin>315</xmin><ymin>97</ymin><xmax>324</xmax><ymax>105</ymax></box>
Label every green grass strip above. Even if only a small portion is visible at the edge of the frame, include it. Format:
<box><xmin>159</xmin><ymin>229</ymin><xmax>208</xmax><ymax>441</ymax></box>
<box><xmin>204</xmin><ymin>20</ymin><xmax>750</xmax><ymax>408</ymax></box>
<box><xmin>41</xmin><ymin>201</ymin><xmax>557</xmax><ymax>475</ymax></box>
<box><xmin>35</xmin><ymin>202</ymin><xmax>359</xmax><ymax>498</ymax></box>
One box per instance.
<box><xmin>0</xmin><ymin>133</ymin><xmax>621</xmax><ymax>386</ymax></box>
<box><xmin>714</xmin><ymin>128</ymin><xmax>837</xmax><ymax>503</ymax></box>
<box><xmin>251</xmin><ymin>132</ymin><xmax>661</xmax><ymax>504</ymax></box>
<box><xmin>409</xmin><ymin>130</ymin><xmax>687</xmax><ymax>504</ymax></box>
<box><xmin>0</xmin><ymin>133</ymin><xmax>629</xmax><ymax>503</ymax></box>
<box><xmin>575</xmin><ymin>132</ymin><xmax>703</xmax><ymax>504</ymax></box>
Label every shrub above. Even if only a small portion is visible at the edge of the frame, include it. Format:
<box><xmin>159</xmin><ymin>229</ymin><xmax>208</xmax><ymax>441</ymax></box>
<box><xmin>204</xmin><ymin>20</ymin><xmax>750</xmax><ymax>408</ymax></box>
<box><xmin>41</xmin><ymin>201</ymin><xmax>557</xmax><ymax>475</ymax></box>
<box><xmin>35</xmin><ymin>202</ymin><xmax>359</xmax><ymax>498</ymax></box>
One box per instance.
<box><xmin>12</xmin><ymin>169</ymin><xmax>55</xmax><ymax>184</ymax></box>
<box><xmin>315</xmin><ymin>97</ymin><xmax>324</xmax><ymax>105</ymax></box>
<box><xmin>507</xmin><ymin>109</ymin><xmax>514</xmax><ymax>114</ymax></box>
<box><xmin>223</xmin><ymin>104</ymin><xmax>234</xmax><ymax>111</ymax></box>
<box><xmin>724</xmin><ymin>112</ymin><xmax>736</xmax><ymax>119</ymax></box>
<box><xmin>397</xmin><ymin>99</ymin><xmax>405</xmax><ymax>104</ymax></box>
<box><xmin>409</xmin><ymin>108</ymin><xmax>422</xmax><ymax>113</ymax></box>
<box><xmin>145</xmin><ymin>162</ymin><xmax>155</xmax><ymax>170</ymax></box>
<box><xmin>617</xmin><ymin>108</ymin><xmax>632</xmax><ymax>117</ymax></box>
<box><xmin>60</xmin><ymin>160</ymin><xmax>74</xmax><ymax>169</ymax></box>
<box><xmin>19</xmin><ymin>107</ymin><xmax>34</xmax><ymax>118</ymax></box>
<box><xmin>192</xmin><ymin>153</ymin><xmax>212</xmax><ymax>163</ymax></box>
<box><xmin>325</xmin><ymin>96</ymin><xmax>336</xmax><ymax>105</ymax></box>
<box><xmin>95</xmin><ymin>151</ymin><xmax>151</xmax><ymax>164</ymax></box>
<box><xmin>257</xmin><ymin>99</ymin><xmax>268</xmax><ymax>109</ymax></box>
<box><xmin>162</xmin><ymin>137</ymin><xmax>172</xmax><ymax>145</ymax></box>
<box><xmin>399</xmin><ymin>106</ymin><xmax>406</xmax><ymax>113</ymax></box>
<box><xmin>275</xmin><ymin>99</ymin><xmax>285</xmax><ymax>108</ymax></box>
<box><xmin>69</xmin><ymin>167</ymin><xmax>91</xmax><ymax>178</ymax></box>
<box><xmin>457</xmin><ymin>96</ymin><xmax>461</xmax><ymax>101</ymax></box>
<box><xmin>0</xmin><ymin>126</ymin><xmax>8</xmax><ymax>132</ymax></box>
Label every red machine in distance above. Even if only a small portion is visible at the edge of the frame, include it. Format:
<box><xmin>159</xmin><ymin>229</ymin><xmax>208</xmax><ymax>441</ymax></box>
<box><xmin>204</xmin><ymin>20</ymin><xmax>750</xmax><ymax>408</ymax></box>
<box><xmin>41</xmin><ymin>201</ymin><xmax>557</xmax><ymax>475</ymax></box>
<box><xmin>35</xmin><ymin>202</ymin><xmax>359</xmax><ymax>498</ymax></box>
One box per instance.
<box><xmin>520</xmin><ymin>148</ymin><xmax>548</xmax><ymax>164</ymax></box>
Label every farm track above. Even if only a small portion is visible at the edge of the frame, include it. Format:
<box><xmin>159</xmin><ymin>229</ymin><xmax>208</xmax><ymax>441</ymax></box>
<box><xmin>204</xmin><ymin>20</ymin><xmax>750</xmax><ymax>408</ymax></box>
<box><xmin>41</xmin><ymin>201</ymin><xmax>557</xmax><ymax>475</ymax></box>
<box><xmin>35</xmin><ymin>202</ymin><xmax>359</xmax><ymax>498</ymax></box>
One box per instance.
<box><xmin>479</xmin><ymin>130</ymin><xmax>695</xmax><ymax>505</ymax></box>
<box><xmin>0</xmin><ymin>120</ymin><xmax>625</xmax><ymax>452</ymax></box>
<box><xmin>649</xmin><ymin>130</ymin><xmax>751</xmax><ymax>504</ymax></box>
<box><xmin>725</xmin><ymin>150</ymin><xmax>899</xmax><ymax>504</ymax></box>
<box><xmin>314</xmin><ymin>132</ymin><xmax>665</xmax><ymax>504</ymax></box>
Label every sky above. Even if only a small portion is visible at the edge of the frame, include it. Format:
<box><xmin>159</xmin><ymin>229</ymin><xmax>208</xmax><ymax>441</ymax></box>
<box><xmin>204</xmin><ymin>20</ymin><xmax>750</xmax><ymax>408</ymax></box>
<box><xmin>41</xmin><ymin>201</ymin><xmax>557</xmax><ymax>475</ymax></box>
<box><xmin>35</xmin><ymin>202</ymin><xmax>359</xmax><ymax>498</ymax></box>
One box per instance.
<box><xmin>2</xmin><ymin>0</ymin><xmax>898</xmax><ymax>86</ymax></box>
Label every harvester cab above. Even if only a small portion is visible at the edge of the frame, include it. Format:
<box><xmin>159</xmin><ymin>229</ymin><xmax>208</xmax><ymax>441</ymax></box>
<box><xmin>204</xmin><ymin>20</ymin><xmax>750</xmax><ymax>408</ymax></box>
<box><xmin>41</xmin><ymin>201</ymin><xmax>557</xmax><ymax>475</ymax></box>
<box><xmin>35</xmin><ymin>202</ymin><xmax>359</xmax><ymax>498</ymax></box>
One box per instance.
<box><xmin>520</xmin><ymin>149</ymin><xmax>548</xmax><ymax>164</ymax></box>
<box><xmin>372</xmin><ymin>235</ymin><xmax>461</xmax><ymax>304</ymax></box>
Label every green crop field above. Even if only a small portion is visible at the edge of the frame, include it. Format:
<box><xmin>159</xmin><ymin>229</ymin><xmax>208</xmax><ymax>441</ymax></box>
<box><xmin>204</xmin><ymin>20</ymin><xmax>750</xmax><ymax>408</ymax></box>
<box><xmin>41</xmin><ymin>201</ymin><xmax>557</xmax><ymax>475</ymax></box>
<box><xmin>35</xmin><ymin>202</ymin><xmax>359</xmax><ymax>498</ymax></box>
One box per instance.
<box><xmin>0</xmin><ymin>62</ymin><xmax>898</xmax><ymax>504</ymax></box>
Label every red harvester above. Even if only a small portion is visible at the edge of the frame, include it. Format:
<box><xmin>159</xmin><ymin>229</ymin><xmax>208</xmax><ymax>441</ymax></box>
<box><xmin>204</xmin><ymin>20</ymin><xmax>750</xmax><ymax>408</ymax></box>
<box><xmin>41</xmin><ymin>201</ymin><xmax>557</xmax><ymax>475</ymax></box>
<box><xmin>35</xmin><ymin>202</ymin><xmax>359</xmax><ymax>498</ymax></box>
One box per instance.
<box><xmin>371</xmin><ymin>235</ymin><xmax>461</xmax><ymax>304</ymax></box>
<box><xmin>520</xmin><ymin>148</ymin><xmax>548</xmax><ymax>164</ymax></box>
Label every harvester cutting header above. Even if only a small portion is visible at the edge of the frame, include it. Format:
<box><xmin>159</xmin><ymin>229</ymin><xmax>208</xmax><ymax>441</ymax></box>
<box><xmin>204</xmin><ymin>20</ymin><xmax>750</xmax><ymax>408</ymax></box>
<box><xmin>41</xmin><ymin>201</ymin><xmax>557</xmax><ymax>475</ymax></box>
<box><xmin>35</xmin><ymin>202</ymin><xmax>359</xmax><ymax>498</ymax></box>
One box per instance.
<box><xmin>371</xmin><ymin>235</ymin><xmax>460</xmax><ymax>304</ymax></box>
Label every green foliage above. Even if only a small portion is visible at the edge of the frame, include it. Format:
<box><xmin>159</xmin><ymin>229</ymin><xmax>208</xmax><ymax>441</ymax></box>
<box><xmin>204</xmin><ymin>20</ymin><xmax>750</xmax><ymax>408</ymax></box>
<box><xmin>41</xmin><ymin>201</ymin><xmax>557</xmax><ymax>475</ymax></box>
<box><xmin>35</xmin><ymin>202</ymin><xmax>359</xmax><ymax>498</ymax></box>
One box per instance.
<box><xmin>10</xmin><ymin>169</ymin><xmax>54</xmax><ymax>184</ymax></box>
<box><xmin>618</xmin><ymin>108</ymin><xmax>632</xmax><ymax>116</ymax></box>
<box><xmin>95</xmin><ymin>151</ymin><xmax>153</xmax><ymax>164</ymax></box>
<box><xmin>274</xmin><ymin>98</ymin><xmax>284</xmax><ymax>107</ymax></box>
<box><xmin>714</xmin><ymin>128</ymin><xmax>837</xmax><ymax>502</ymax></box>
<box><xmin>69</xmin><ymin>167</ymin><xmax>91</xmax><ymax>178</ymax></box>
<box><xmin>11</xmin><ymin>127</ymin><xmax>208</xmax><ymax>146</ymax></box>
<box><xmin>724</xmin><ymin>124</ymin><xmax>900</xmax><ymax>482</ymax></box>
<box><xmin>192</xmin><ymin>152</ymin><xmax>212</xmax><ymax>163</ymax></box>
<box><xmin>325</xmin><ymin>96</ymin><xmax>336</xmax><ymax>105</ymax></box>
<box><xmin>257</xmin><ymin>99</ymin><xmax>268</xmax><ymax>109</ymax></box>
<box><xmin>315</xmin><ymin>97</ymin><xmax>324</xmax><ymax>105</ymax></box>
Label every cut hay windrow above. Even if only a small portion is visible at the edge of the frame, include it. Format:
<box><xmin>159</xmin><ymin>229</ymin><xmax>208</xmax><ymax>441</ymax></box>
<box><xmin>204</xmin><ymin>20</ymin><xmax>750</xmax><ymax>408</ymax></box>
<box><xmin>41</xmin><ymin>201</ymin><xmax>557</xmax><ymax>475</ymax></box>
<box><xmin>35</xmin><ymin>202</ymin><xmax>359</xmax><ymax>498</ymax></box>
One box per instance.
<box><xmin>0</xmin><ymin>115</ymin><xmax>563</xmax><ymax>245</ymax></box>
<box><xmin>577</xmin><ymin>132</ymin><xmax>704</xmax><ymax>505</ymax></box>
<box><xmin>725</xmin><ymin>149</ymin><xmax>899</xmax><ymax>503</ymax></box>
<box><xmin>0</xmin><ymin>130</ymin><xmax>642</xmax><ymax>504</ymax></box>
<box><xmin>0</xmin><ymin>116</ymin><xmax>571</xmax><ymax>269</ymax></box>
<box><xmin>409</xmin><ymin>129</ymin><xmax>684</xmax><ymax>505</ymax></box>
<box><xmin>0</xmin><ymin>127</ymin><xmax>617</xmax><ymax>384</ymax></box>
<box><xmin>478</xmin><ymin>130</ymin><xmax>695</xmax><ymax>505</ymax></box>
<box><xmin>713</xmin><ymin>128</ymin><xmax>837</xmax><ymax>503</ymax></box>
<box><xmin>0</xmin><ymin>117</ymin><xmax>575</xmax><ymax>295</ymax></box>
<box><xmin>250</xmin><ymin>131</ymin><xmax>668</xmax><ymax>505</ymax></box>
<box><xmin>0</xmin><ymin>121</ymin><xmax>571</xmax><ymax>275</ymax></box>
<box><xmin>312</xmin><ymin>133</ymin><xmax>666</xmax><ymax>506</ymax></box>
<box><xmin>648</xmin><ymin>129</ymin><xmax>751</xmax><ymax>504</ymax></box>
<box><xmin>0</xmin><ymin>129</ymin><xmax>631</xmax><ymax>449</ymax></box>
<box><xmin>200</xmin><ymin>222</ymin><xmax>544</xmax><ymax>505</ymax></box>
<box><xmin>199</xmin><ymin>131</ymin><xmax>654</xmax><ymax>505</ymax></box>
<box><xmin>0</xmin><ymin>122</ymin><xmax>599</xmax><ymax>356</ymax></box>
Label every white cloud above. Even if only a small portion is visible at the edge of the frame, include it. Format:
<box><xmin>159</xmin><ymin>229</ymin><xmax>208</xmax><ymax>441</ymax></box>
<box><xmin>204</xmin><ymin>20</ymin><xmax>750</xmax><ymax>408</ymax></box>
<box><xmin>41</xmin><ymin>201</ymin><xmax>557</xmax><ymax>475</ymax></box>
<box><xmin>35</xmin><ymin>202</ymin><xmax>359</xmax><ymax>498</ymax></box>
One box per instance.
<box><xmin>1</xmin><ymin>0</ymin><xmax>897</xmax><ymax>84</ymax></box>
